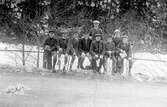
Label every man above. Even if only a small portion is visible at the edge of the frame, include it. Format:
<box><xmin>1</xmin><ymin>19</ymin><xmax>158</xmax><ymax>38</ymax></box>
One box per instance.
<box><xmin>68</xmin><ymin>32</ymin><xmax>80</xmax><ymax>71</ymax></box>
<box><xmin>90</xmin><ymin>34</ymin><xmax>105</xmax><ymax>73</ymax></box>
<box><xmin>104</xmin><ymin>36</ymin><xmax>115</xmax><ymax>75</ymax></box>
<box><xmin>52</xmin><ymin>31</ymin><xmax>61</xmax><ymax>71</ymax></box>
<box><xmin>89</xmin><ymin>20</ymin><xmax>104</xmax><ymax>40</ymax></box>
<box><xmin>43</xmin><ymin>30</ymin><xmax>58</xmax><ymax>70</ymax></box>
<box><xmin>113</xmin><ymin>29</ymin><xmax>122</xmax><ymax>48</ymax></box>
<box><xmin>58</xmin><ymin>32</ymin><xmax>69</xmax><ymax>72</ymax></box>
<box><xmin>112</xmin><ymin>29</ymin><xmax>123</xmax><ymax>74</ymax></box>
<box><xmin>78</xmin><ymin>33</ymin><xmax>92</xmax><ymax>69</ymax></box>
<box><xmin>118</xmin><ymin>35</ymin><xmax>132</xmax><ymax>76</ymax></box>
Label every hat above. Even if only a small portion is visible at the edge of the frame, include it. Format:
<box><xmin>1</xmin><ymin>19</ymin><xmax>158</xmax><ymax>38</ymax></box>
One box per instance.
<box><xmin>95</xmin><ymin>33</ymin><xmax>101</xmax><ymax>37</ymax></box>
<box><xmin>93</xmin><ymin>20</ymin><xmax>100</xmax><ymax>24</ymax></box>
<box><xmin>122</xmin><ymin>35</ymin><xmax>128</xmax><ymax>38</ymax></box>
<box><xmin>49</xmin><ymin>29</ymin><xmax>55</xmax><ymax>33</ymax></box>
<box><xmin>114</xmin><ymin>29</ymin><xmax>120</xmax><ymax>33</ymax></box>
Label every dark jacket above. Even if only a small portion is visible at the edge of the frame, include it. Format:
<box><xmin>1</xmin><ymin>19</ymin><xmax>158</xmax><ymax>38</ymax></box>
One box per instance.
<box><xmin>89</xmin><ymin>28</ymin><xmax>103</xmax><ymax>40</ymax></box>
<box><xmin>113</xmin><ymin>37</ymin><xmax>122</xmax><ymax>48</ymax></box>
<box><xmin>90</xmin><ymin>40</ymin><xmax>105</xmax><ymax>56</ymax></box>
<box><xmin>43</xmin><ymin>37</ymin><xmax>59</xmax><ymax>51</ymax></box>
<box><xmin>104</xmin><ymin>41</ymin><xmax>115</xmax><ymax>56</ymax></box>
<box><xmin>79</xmin><ymin>38</ymin><xmax>92</xmax><ymax>53</ymax></box>
<box><xmin>59</xmin><ymin>37</ymin><xmax>69</xmax><ymax>53</ymax></box>
<box><xmin>67</xmin><ymin>38</ymin><xmax>80</xmax><ymax>55</ymax></box>
<box><xmin>118</xmin><ymin>42</ymin><xmax>132</xmax><ymax>58</ymax></box>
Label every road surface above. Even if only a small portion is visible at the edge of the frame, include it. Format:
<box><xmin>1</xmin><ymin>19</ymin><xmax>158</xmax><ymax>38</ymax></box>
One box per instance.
<box><xmin>0</xmin><ymin>73</ymin><xmax>167</xmax><ymax>107</ymax></box>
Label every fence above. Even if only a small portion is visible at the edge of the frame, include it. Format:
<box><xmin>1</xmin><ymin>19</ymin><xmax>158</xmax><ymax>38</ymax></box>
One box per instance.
<box><xmin>0</xmin><ymin>49</ymin><xmax>44</xmax><ymax>68</ymax></box>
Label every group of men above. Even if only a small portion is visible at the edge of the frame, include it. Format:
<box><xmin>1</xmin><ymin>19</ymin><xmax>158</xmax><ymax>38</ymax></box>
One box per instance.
<box><xmin>43</xmin><ymin>20</ymin><xmax>132</xmax><ymax>76</ymax></box>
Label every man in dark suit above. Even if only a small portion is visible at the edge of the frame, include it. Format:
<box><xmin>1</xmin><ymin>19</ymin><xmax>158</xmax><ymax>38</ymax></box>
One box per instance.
<box><xmin>90</xmin><ymin>34</ymin><xmax>105</xmax><ymax>73</ymax></box>
<box><xmin>43</xmin><ymin>30</ymin><xmax>58</xmax><ymax>70</ymax></box>
<box><xmin>89</xmin><ymin>20</ymin><xmax>104</xmax><ymax>40</ymax></box>
<box><xmin>78</xmin><ymin>33</ymin><xmax>92</xmax><ymax>69</ymax></box>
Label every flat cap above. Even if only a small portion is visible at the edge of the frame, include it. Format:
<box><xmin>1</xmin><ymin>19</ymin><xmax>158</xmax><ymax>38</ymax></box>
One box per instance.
<box><xmin>93</xmin><ymin>20</ymin><xmax>100</xmax><ymax>24</ymax></box>
<box><xmin>114</xmin><ymin>29</ymin><xmax>120</xmax><ymax>33</ymax></box>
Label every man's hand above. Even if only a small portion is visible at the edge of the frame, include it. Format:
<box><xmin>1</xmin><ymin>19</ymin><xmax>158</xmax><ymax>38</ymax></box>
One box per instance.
<box><xmin>128</xmin><ymin>57</ymin><xmax>132</xmax><ymax>60</ymax></box>
<box><xmin>95</xmin><ymin>54</ymin><xmax>98</xmax><ymax>58</ymax></box>
<box><xmin>45</xmin><ymin>45</ymin><xmax>50</xmax><ymax>51</ymax></box>
<box><xmin>100</xmin><ymin>55</ymin><xmax>103</xmax><ymax>59</ymax></box>
<box><xmin>86</xmin><ymin>53</ymin><xmax>89</xmax><ymax>56</ymax></box>
<box><xmin>59</xmin><ymin>48</ymin><xmax>62</xmax><ymax>52</ymax></box>
<box><xmin>81</xmin><ymin>52</ymin><xmax>85</xmax><ymax>57</ymax></box>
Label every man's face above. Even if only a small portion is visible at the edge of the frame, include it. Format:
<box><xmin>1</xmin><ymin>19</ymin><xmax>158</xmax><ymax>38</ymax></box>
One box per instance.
<box><xmin>63</xmin><ymin>33</ymin><xmax>68</xmax><ymax>38</ymax></box>
<box><xmin>49</xmin><ymin>32</ymin><xmax>54</xmax><ymax>38</ymax></box>
<box><xmin>93</xmin><ymin>23</ymin><xmax>99</xmax><ymax>28</ymax></box>
<box><xmin>107</xmin><ymin>38</ymin><xmax>113</xmax><ymax>42</ymax></box>
<box><xmin>84</xmin><ymin>34</ymin><xmax>89</xmax><ymax>39</ymax></box>
<box><xmin>115</xmin><ymin>32</ymin><xmax>121</xmax><ymax>38</ymax></box>
<box><xmin>123</xmin><ymin>37</ymin><xmax>128</xmax><ymax>43</ymax></box>
<box><xmin>96</xmin><ymin>36</ymin><xmax>101</xmax><ymax>41</ymax></box>
<box><xmin>74</xmin><ymin>33</ymin><xmax>78</xmax><ymax>39</ymax></box>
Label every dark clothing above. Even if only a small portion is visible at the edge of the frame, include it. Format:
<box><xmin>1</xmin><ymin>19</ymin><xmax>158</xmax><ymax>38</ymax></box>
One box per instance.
<box><xmin>90</xmin><ymin>40</ymin><xmax>105</xmax><ymax>73</ymax></box>
<box><xmin>104</xmin><ymin>41</ymin><xmax>115</xmax><ymax>57</ymax></box>
<box><xmin>118</xmin><ymin>42</ymin><xmax>132</xmax><ymax>58</ymax></box>
<box><xmin>43</xmin><ymin>37</ymin><xmax>58</xmax><ymax>70</ymax></box>
<box><xmin>68</xmin><ymin>38</ymin><xmax>80</xmax><ymax>55</ymax></box>
<box><xmin>44</xmin><ymin>37</ymin><xmax>59</xmax><ymax>51</ymax></box>
<box><xmin>59</xmin><ymin>37</ymin><xmax>69</xmax><ymax>54</ymax></box>
<box><xmin>113</xmin><ymin>37</ymin><xmax>122</xmax><ymax>48</ymax></box>
<box><xmin>104</xmin><ymin>41</ymin><xmax>116</xmax><ymax>74</ymax></box>
<box><xmin>112</xmin><ymin>37</ymin><xmax>123</xmax><ymax>74</ymax></box>
<box><xmin>89</xmin><ymin>28</ymin><xmax>103</xmax><ymax>40</ymax></box>
<box><xmin>79</xmin><ymin>38</ymin><xmax>92</xmax><ymax>54</ymax></box>
<box><xmin>43</xmin><ymin>51</ymin><xmax>52</xmax><ymax>69</ymax></box>
<box><xmin>112</xmin><ymin>37</ymin><xmax>123</xmax><ymax>58</ymax></box>
<box><xmin>90</xmin><ymin>40</ymin><xmax>105</xmax><ymax>56</ymax></box>
<box><xmin>92</xmin><ymin>56</ymin><xmax>104</xmax><ymax>73</ymax></box>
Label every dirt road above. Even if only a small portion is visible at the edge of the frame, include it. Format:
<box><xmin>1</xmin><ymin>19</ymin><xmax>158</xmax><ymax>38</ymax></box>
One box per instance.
<box><xmin>0</xmin><ymin>73</ymin><xmax>167</xmax><ymax>107</ymax></box>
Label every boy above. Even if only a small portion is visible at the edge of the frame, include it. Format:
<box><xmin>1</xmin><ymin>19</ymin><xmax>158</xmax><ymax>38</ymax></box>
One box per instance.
<box><xmin>43</xmin><ymin>30</ymin><xmax>58</xmax><ymax>70</ymax></box>
<box><xmin>104</xmin><ymin>36</ymin><xmax>115</xmax><ymax>75</ymax></box>
<box><xmin>90</xmin><ymin>34</ymin><xmax>105</xmax><ymax>73</ymax></box>
<box><xmin>118</xmin><ymin>35</ymin><xmax>132</xmax><ymax>76</ymax></box>
<box><xmin>78</xmin><ymin>33</ymin><xmax>92</xmax><ymax>69</ymax></box>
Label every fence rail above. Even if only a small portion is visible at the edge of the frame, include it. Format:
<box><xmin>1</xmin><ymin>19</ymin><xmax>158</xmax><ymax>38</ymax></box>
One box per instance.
<box><xmin>0</xmin><ymin>49</ymin><xmax>44</xmax><ymax>53</ymax></box>
<box><xmin>0</xmin><ymin>49</ymin><xmax>167</xmax><ymax>64</ymax></box>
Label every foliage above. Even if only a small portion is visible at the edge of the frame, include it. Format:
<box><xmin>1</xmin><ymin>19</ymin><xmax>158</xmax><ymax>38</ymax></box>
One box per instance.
<box><xmin>0</xmin><ymin>0</ymin><xmax>167</xmax><ymax>46</ymax></box>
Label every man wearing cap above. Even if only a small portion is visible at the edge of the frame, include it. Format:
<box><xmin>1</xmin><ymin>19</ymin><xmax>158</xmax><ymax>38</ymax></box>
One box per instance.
<box><xmin>104</xmin><ymin>36</ymin><xmax>116</xmax><ymax>75</ymax></box>
<box><xmin>43</xmin><ymin>30</ymin><xmax>58</xmax><ymax>70</ymax></box>
<box><xmin>90</xmin><ymin>34</ymin><xmax>105</xmax><ymax>73</ymax></box>
<box><xmin>112</xmin><ymin>29</ymin><xmax>123</xmax><ymax>74</ymax></box>
<box><xmin>58</xmin><ymin>32</ymin><xmax>69</xmax><ymax>72</ymax></box>
<box><xmin>89</xmin><ymin>20</ymin><xmax>104</xmax><ymax>40</ymax></box>
<box><xmin>118</xmin><ymin>35</ymin><xmax>132</xmax><ymax>75</ymax></box>
<box><xmin>67</xmin><ymin>32</ymin><xmax>80</xmax><ymax>71</ymax></box>
<box><xmin>78</xmin><ymin>33</ymin><xmax>92</xmax><ymax>69</ymax></box>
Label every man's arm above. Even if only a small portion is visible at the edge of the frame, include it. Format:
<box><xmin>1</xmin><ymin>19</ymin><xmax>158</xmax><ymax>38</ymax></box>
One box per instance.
<box><xmin>102</xmin><ymin>42</ymin><xmax>106</xmax><ymax>56</ymax></box>
<box><xmin>90</xmin><ymin>42</ymin><xmax>95</xmax><ymax>56</ymax></box>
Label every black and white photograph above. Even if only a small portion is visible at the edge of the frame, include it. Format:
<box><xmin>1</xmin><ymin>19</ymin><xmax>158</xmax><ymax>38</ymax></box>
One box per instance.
<box><xmin>0</xmin><ymin>0</ymin><xmax>167</xmax><ymax>106</ymax></box>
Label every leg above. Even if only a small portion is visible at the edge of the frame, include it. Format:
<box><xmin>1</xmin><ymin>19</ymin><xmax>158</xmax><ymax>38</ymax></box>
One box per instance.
<box><xmin>112</xmin><ymin>56</ymin><xmax>117</xmax><ymax>75</ymax></box>
<box><xmin>117</xmin><ymin>56</ymin><xmax>123</xmax><ymax>74</ymax></box>
<box><xmin>128</xmin><ymin>59</ymin><xmax>133</xmax><ymax>76</ymax></box>
<box><xmin>46</xmin><ymin>52</ymin><xmax>52</xmax><ymax>70</ymax></box>
<box><xmin>43</xmin><ymin>52</ymin><xmax>47</xmax><ymax>69</ymax></box>
<box><xmin>92</xmin><ymin>56</ymin><xmax>98</xmax><ymax>73</ymax></box>
<box><xmin>79</xmin><ymin>53</ymin><xmax>85</xmax><ymax>69</ymax></box>
<box><xmin>64</xmin><ymin>54</ymin><xmax>69</xmax><ymax>72</ymax></box>
<box><xmin>70</xmin><ymin>55</ymin><xmax>75</xmax><ymax>70</ymax></box>
<box><xmin>98</xmin><ymin>57</ymin><xmax>105</xmax><ymax>74</ymax></box>
<box><xmin>52</xmin><ymin>52</ymin><xmax>58</xmax><ymax>71</ymax></box>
